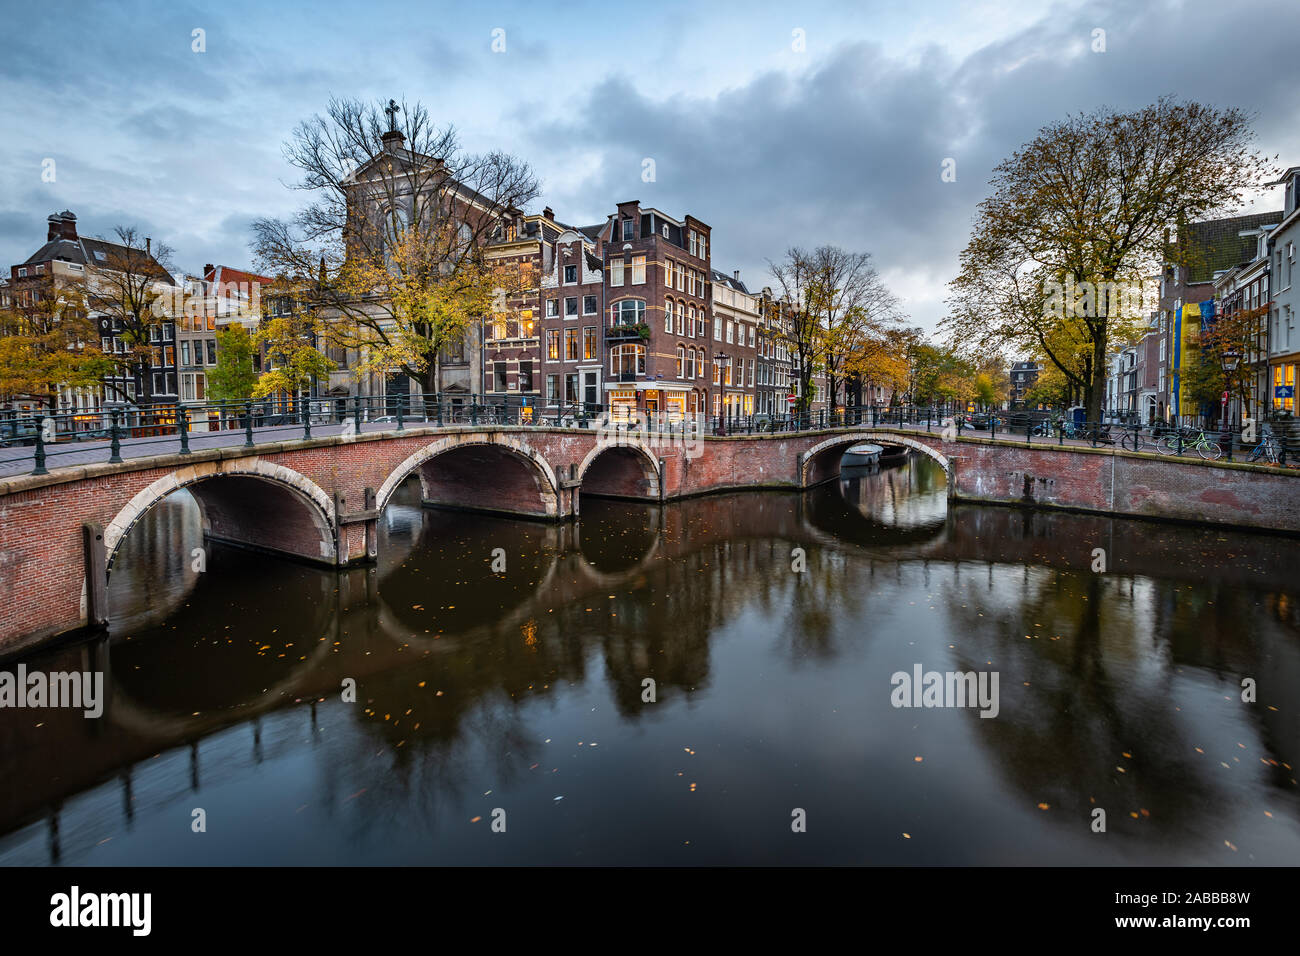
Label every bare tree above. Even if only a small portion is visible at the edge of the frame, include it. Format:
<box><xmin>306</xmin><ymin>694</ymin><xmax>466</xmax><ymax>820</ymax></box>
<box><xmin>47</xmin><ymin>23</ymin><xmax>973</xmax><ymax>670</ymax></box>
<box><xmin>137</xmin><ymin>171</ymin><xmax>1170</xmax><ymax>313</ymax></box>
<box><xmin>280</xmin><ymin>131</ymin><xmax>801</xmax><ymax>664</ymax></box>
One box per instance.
<box><xmin>769</xmin><ymin>245</ymin><xmax>903</xmax><ymax>413</ymax></box>
<box><xmin>81</xmin><ymin>227</ymin><xmax>176</xmax><ymax>405</ymax></box>
<box><xmin>252</xmin><ymin>96</ymin><xmax>542</xmax><ymax>397</ymax></box>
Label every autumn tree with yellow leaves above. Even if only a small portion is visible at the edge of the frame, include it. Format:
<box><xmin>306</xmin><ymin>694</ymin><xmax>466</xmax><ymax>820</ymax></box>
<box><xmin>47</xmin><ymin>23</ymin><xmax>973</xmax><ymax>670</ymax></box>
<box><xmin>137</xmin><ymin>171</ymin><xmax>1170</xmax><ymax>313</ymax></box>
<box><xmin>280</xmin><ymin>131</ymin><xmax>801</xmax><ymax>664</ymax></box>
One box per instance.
<box><xmin>252</xmin><ymin>96</ymin><xmax>542</xmax><ymax>404</ymax></box>
<box><xmin>946</xmin><ymin>98</ymin><xmax>1275</xmax><ymax>423</ymax></box>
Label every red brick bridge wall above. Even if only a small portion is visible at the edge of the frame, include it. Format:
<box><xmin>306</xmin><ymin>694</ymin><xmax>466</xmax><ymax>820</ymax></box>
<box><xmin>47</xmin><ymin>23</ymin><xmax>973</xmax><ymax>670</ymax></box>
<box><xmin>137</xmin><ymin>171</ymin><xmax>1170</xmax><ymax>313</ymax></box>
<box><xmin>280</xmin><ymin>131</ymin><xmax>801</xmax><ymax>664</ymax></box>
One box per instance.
<box><xmin>0</xmin><ymin>425</ymin><xmax>1294</xmax><ymax>652</ymax></box>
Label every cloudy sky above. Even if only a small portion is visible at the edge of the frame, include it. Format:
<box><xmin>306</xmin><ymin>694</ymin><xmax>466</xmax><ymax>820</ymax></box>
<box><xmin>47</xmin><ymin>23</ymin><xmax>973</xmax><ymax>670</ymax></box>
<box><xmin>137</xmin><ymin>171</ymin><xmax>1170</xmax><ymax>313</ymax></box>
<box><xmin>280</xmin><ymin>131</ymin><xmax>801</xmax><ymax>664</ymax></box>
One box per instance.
<box><xmin>2</xmin><ymin>0</ymin><xmax>1297</xmax><ymax>334</ymax></box>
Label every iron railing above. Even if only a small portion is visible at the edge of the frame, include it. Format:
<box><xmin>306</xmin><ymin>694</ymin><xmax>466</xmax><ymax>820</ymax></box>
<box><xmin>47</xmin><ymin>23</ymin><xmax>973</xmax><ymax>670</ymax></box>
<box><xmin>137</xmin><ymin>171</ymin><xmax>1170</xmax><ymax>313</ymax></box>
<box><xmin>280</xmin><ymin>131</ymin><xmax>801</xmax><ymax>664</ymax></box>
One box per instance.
<box><xmin>0</xmin><ymin>399</ymin><xmax>1292</xmax><ymax>477</ymax></box>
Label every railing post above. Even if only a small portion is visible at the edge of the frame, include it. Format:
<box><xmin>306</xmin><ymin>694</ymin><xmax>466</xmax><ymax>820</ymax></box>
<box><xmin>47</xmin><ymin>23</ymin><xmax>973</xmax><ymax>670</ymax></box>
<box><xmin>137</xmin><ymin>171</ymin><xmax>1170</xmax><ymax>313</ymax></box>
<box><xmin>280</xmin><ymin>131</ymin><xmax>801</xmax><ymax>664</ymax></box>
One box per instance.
<box><xmin>244</xmin><ymin>401</ymin><xmax>255</xmax><ymax>447</ymax></box>
<box><xmin>178</xmin><ymin>406</ymin><xmax>191</xmax><ymax>455</ymax></box>
<box><xmin>109</xmin><ymin>410</ymin><xmax>123</xmax><ymax>464</ymax></box>
<box><xmin>32</xmin><ymin>420</ymin><xmax>48</xmax><ymax>476</ymax></box>
<box><xmin>396</xmin><ymin>394</ymin><xmax>405</xmax><ymax>432</ymax></box>
<box><xmin>352</xmin><ymin>395</ymin><xmax>363</xmax><ymax>436</ymax></box>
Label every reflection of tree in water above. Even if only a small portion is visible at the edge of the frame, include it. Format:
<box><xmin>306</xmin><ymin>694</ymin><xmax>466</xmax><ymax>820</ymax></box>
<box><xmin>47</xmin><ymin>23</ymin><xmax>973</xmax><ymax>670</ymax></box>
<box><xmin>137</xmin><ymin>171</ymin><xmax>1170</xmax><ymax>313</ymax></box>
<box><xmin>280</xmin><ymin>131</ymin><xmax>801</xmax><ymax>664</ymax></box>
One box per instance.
<box><xmin>935</xmin><ymin>563</ymin><xmax>1288</xmax><ymax>845</ymax></box>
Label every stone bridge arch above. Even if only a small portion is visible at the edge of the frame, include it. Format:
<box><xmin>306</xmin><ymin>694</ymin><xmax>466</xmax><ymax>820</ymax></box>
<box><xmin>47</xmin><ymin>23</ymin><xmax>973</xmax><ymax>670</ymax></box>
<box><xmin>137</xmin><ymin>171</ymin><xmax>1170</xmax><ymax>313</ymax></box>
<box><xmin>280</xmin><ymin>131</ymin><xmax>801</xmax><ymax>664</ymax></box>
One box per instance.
<box><xmin>577</xmin><ymin>440</ymin><xmax>662</xmax><ymax>503</ymax></box>
<box><xmin>103</xmin><ymin>458</ymin><xmax>337</xmax><ymax>573</ymax></box>
<box><xmin>376</xmin><ymin>432</ymin><xmax>561</xmax><ymax>519</ymax></box>
<box><xmin>800</xmin><ymin>432</ymin><xmax>951</xmax><ymax>488</ymax></box>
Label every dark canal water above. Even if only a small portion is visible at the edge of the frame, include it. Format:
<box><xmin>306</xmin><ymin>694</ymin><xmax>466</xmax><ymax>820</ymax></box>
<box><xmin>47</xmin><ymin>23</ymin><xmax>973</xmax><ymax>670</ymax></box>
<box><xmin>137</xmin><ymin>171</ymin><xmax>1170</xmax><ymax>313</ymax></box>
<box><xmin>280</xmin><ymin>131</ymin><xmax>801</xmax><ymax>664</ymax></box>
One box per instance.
<box><xmin>2</xmin><ymin>453</ymin><xmax>1298</xmax><ymax>865</ymax></box>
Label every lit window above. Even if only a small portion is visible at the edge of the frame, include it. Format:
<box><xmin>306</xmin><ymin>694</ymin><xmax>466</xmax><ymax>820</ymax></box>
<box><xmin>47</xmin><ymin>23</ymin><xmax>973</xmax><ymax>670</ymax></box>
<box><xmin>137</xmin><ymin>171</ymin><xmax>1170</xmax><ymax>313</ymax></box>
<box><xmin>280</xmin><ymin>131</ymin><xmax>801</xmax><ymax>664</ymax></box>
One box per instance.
<box><xmin>632</xmin><ymin>255</ymin><xmax>646</xmax><ymax>285</ymax></box>
<box><xmin>611</xmin><ymin>258</ymin><xmax>625</xmax><ymax>286</ymax></box>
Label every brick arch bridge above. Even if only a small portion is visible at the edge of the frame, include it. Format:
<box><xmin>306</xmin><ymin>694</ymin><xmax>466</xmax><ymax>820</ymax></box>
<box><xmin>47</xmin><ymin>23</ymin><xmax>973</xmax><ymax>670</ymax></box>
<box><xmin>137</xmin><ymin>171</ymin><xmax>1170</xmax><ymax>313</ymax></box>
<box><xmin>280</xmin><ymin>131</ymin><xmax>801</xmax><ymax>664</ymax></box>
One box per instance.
<box><xmin>1</xmin><ymin>423</ymin><xmax>1295</xmax><ymax>650</ymax></box>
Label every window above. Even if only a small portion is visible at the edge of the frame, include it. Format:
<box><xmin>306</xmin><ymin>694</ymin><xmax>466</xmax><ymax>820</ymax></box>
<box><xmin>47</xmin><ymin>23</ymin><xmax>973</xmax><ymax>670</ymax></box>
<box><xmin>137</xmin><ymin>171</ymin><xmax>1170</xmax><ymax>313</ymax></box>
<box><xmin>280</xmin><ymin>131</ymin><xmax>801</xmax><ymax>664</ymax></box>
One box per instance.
<box><xmin>676</xmin><ymin>265</ymin><xmax>684</xmax><ymax>292</ymax></box>
<box><xmin>565</xmin><ymin>373</ymin><xmax>579</xmax><ymax>402</ymax></box>
<box><xmin>206</xmin><ymin>340</ymin><xmax>216</xmax><ymax>364</ymax></box>
<box><xmin>726</xmin><ymin>321</ymin><xmax>734</xmax><ymax>344</ymax></box>
<box><xmin>666</xmin><ymin>260</ymin><xmax>674</xmax><ymax>288</ymax></box>
<box><xmin>677</xmin><ymin>345</ymin><xmax>685</xmax><ymax>378</ymax></box>
<box><xmin>546</xmin><ymin>299</ymin><xmax>558</xmax><ymax>317</ymax></box>
<box><xmin>546</xmin><ymin>374</ymin><xmax>560</xmax><ymax>402</ymax></box>
<box><xmin>547</xmin><ymin>330</ymin><xmax>559</xmax><ymax>360</ymax></box>
<box><xmin>687</xmin><ymin>271</ymin><xmax>695</xmax><ymax>296</ymax></box>
<box><xmin>622</xmin><ymin>219</ymin><xmax>635</xmax><ymax>241</ymax></box>
<box><xmin>17</xmin><ymin>268</ymin><xmax>27</xmax><ymax>278</ymax></box>
<box><xmin>688</xmin><ymin>348</ymin><xmax>697</xmax><ymax>379</ymax></box>
<box><xmin>662</xmin><ymin>224</ymin><xmax>670</xmax><ymax>238</ymax></box>
<box><xmin>583</xmin><ymin>295</ymin><xmax>597</xmax><ymax>314</ymax></box>
<box><xmin>565</xmin><ymin>328</ymin><xmax>579</xmax><ymax>361</ymax></box>
<box><xmin>687</xmin><ymin>305</ymin><xmax>695</xmax><ymax>337</ymax></box>
<box><xmin>714</xmin><ymin>316</ymin><xmax>722</xmax><ymax>339</ymax></box>
<box><xmin>583</xmin><ymin>327</ymin><xmax>597</xmax><ymax>360</ymax></box>
<box><xmin>492</xmin><ymin>316</ymin><xmax>507</xmax><ymax>340</ymax></box>
<box><xmin>713</xmin><ymin>356</ymin><xmax>721</xmax><ymax>385</ymax></box>
<box><xmin>611</xmin><ymin>258</ymin><xmax>625</xmax><ymax>286</ymax></box>
<box><xmin>180</xmin><ymin>341</ymin><xmax>191</xmax><ymax>366</ymax></box>
<box><xmin>698</xmin><ymin>311</ymin><xmax>706</xmax><ymax>338</ymax></box>
<box><xmin>519</xmin><ymin>361</ymin><xmax>533</xmax><ymax>392</ymax></box>
<box><xmin>564</xmin><ymin>264</ymin><xmax>577</xmax><ymax>284</ymax></box>
<box><xmin>610</xmin><ymin>343</ymin><xmax>646</xmax><ymax>376</ymax></box>
<box><xmin>632</xmin><ymin>255</ymin><xmax>646</xmax><ymax>285</ymax></box>
<box><xmin>689</xmin><ymin>230</ymin><xmax>697</xmax><ymax>257</ymax></box>
<box><xmin>565</xmin><ymin>296</ymin><xmax>578</xmax><ymax>317</ymax></box>
<box><xmin>494</xmin><ymin>363</ymin><xmax>508</xmax><ymax>392</ymax></box>
<box><xmin>700</xmin><ymin>235</ymin><xmax>707</xmax><ymax>259</ymax></box>
<box><xmin>664</xmin><ymin>299</ymin><xmax>674</xmax><ymax>332</ymax></box>
<box><xmin>612</xmin><ymin>299</ymin><xmax>646</xmax><ymax>326</ymax></box>
<box><xmin>749</xmin><ymin>325</ymin><xmax>756</xmax><ymax>347</ymax></box>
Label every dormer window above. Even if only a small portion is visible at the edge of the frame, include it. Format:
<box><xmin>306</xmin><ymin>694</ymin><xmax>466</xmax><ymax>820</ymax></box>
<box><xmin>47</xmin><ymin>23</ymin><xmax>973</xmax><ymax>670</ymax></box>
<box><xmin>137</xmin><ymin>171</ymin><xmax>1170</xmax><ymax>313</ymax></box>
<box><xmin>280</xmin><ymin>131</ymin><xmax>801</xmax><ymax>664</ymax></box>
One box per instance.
<box><xmin>622</xmin><ymin>219</ymin><xmax>635</xmax><ymax>241</ymax></box>
<box><xmin>662</xmin><ymin>224</ymin><xmax>669</xmax><ymax>238</ymax></box>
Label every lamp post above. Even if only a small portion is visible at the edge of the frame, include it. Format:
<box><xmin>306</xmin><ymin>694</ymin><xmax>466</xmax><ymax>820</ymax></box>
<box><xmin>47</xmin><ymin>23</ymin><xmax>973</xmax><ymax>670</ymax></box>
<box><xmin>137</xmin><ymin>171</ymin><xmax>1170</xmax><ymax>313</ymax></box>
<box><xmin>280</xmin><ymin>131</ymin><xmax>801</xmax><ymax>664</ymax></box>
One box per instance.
<box><xmin>1219</xmin><ymin>347</ymin><xmax>1241</xmax><ymax>449</ymax></box>
<box><xmin>713</xmin><ymin>351</ymin><xmax>729</xmax><ymax>436</ymax></box>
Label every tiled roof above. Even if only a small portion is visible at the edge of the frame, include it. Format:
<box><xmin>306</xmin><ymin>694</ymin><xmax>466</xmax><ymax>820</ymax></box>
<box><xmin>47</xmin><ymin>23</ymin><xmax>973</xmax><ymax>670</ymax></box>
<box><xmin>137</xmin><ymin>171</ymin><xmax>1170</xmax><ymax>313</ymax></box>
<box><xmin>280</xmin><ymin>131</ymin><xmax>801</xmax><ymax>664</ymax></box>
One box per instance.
<box><xmin>711</xmin><ymin>269</ymin><xmax>750</xmax><ymax>294</ymax></box>
<box><xmin>25</xmin><ymin>235</ymin><xmax>171</xmax><ymax>280</ymax></box>
<box><xmin>205</xmin><ymin>264</ymin><xmax>273</xmax><ymax>287</ymax></box>
<box><xmin>1174</xmin><ymin>211</ymin><xmax>1283</xmax><ymax>283</ymax></box>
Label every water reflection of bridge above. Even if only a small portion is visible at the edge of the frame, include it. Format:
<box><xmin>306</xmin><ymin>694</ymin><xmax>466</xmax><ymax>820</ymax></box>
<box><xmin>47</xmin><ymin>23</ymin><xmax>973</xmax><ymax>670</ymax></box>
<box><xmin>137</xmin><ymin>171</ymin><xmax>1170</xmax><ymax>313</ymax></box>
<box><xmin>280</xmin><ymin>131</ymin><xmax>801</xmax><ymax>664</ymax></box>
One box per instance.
<box><xmin>2</xmin><ymin>466</ymin><xmax>1297</xmax><ymax>863</ymax></box>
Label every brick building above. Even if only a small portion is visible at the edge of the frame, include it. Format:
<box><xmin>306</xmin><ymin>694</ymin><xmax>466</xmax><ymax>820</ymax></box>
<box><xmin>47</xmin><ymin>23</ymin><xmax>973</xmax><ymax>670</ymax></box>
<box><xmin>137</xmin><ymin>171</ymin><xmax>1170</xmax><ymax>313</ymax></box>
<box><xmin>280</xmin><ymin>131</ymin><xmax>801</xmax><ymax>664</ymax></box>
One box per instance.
<box><xmin>8</xmin><ymin>210</ymin><xmax>179</xmax><ymax>420</ymax></box>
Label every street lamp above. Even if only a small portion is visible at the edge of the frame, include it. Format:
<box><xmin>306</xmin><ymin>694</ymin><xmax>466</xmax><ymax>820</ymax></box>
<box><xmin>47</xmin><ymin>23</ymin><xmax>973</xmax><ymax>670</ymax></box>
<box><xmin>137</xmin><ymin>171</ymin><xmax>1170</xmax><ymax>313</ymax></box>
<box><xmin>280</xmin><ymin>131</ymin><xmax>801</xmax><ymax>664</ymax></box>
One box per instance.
<box><xmin>1220</xmin><ymin>348</ymin><xmax>1242</xmax><ymax>437</ymax></box>
<box><xmin>713</xmin><ymin>352</ymin><xmax>729</xmax><ymax>436</ymax></box>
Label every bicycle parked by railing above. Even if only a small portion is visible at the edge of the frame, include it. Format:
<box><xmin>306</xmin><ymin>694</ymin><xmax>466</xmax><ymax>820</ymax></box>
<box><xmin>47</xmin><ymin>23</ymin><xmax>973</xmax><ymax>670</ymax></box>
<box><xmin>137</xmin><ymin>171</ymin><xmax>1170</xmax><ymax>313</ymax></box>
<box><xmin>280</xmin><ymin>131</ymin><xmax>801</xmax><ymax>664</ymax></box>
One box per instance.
<box><xmin>1117</xmin><ymin>424</ymin><xmax>1147</xmax><ymax>452</ymax></box>
<box><xmin>1245</xmin><ymin>429</ymin><xmax>1281</xmax><ymax>464</ymax></box>
<box><xmin>1157</xmin><ymin>427</ymin><xmax>1222</xmax><ymax>461</ymax></box>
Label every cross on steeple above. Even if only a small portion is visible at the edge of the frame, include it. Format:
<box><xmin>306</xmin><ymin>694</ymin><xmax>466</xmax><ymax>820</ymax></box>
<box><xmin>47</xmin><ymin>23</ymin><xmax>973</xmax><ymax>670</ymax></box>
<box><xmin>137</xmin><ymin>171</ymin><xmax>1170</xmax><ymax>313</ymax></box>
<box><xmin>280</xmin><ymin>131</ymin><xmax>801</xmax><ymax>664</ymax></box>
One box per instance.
<box><xmin>384</xmin><ymin>99</ymin><xmax>400</xmax><ymax>132</ymax></box>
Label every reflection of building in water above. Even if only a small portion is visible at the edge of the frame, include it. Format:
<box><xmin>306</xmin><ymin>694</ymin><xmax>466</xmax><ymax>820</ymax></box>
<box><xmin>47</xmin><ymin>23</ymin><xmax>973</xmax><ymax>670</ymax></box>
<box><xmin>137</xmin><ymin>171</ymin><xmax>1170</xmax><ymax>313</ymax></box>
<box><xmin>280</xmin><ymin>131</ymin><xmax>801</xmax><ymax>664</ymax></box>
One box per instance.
<box><xmin>838</xmin><ymin>453</ymin><xmax>947</xmax><ymax>528</ymax></box>
<box><xmin>107</xmin><ymin>489</ymin><xmax>205</xmax><ymax>633</ymax></box>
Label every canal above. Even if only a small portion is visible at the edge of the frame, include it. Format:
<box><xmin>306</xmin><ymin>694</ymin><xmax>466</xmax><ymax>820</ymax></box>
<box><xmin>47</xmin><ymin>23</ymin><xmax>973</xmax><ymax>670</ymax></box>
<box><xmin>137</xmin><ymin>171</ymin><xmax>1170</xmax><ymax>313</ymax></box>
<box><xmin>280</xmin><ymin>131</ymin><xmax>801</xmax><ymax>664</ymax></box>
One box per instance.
<box><xmin>1</xmin><ymin>452</ymin><xmax>1297</xmax><ymax>865</ymax></box>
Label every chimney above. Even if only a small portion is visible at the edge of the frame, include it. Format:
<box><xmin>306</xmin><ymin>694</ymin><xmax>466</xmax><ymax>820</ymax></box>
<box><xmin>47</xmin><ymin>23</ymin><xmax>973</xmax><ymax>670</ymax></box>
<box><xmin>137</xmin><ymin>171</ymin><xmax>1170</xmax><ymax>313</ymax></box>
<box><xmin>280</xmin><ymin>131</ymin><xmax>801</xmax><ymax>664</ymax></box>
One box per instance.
<box><xmin>543</xmin><ymin>206</ymin><xmax>554</xmax><ymax>221</ymax></box>
<box><xmin>146</xmin><ymin>237</ymin><xmax>152</xmax><ymax>256</ymax></box>
<box><xmin>733</xmin><ymin>270</ymin><xmax>740</xmax><ymax>282</ymax></box>
<box><xmin>49</xmin><ymin>210</ymin><xmax>78</xmax><ymax>241</ymax></box>
<box><xmin>204</xmin><ymin>263</ymin><xmax>215</xmax><ymax>279</ymax></box>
